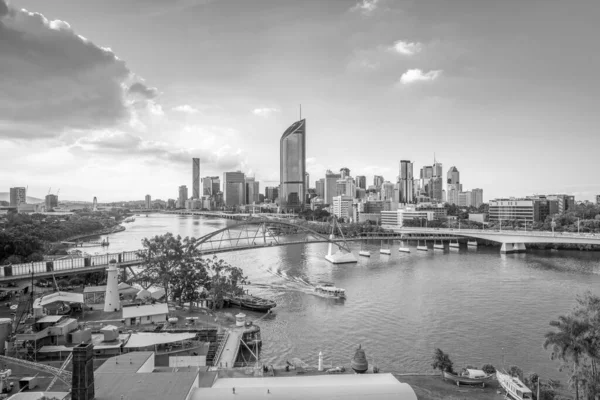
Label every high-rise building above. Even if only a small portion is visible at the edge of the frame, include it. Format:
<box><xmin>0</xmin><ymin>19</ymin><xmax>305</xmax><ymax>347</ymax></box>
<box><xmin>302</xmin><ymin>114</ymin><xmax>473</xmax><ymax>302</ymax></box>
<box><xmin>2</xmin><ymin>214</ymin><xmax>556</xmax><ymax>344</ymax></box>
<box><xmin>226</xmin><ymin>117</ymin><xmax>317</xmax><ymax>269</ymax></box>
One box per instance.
<box><xmin>597</xmin><ymin>195</ymin><xmax>600</xmax><ymax>206</ymax></box>
<box><xmin>245</xmin><ymin>177</ymin><xmax>260</xmax><ymax>204</ymax></box>
<box><xmin>340</xmin><ymin>168</ymin><xmax>350</xmax><ymax>179</ymax></box>
<box><xmin>332</xmin><ymin>195</ymin><xmax>353</xmax><ymax>221</ymax></box>
<box><xmin>202</xmin><ymin>177</ymin><xmax>212</xmax><ymax>196</ymax></box>
<box><xmin>547</xmin><ymin>194</ymin><xmax>575</xmax><ymax>214</ymax></box>
<box><xmin>382</xmin><ymin>181</ymin><xmax>395</xmax><ymax>201</ymax></box>
<box><xmin>9</xmin><ymin>187</ymin><xmax>26</xmax><ymax>207</ymax></box>
<box><xmin>447</xmin><ymin>166</ymin><xmax>460</xmax><ymax>185</ymax></box>
<box><xmin>280</xmin><ymin>119</ymin><xmax>306</xmax><ymax>210</ymax></box>
<box><xmin>398</xmin><ymin>160</ymin><xmax>414</xmax><ymax>204</ymax></box>
<box><xmin>458</xmin><ymin>191</ymin><xmax>471</xmax><ymax>207</ymax></box>
<box><xmin>373</xmin><ymin>175</ymin><xmax>384</xmax><ymax>188</ymax></box>
<box><xmin>336</xmin><ymin>177</ymin><xmax>355</xmax><ymax>198</ymax></box>
<box><xmin>265</xmin><ymin>186</ymin><xmax>279</xmax><ymax>202</ymax></box>
<box><xmin>92</xmin><ymin>197</ymin><xmax>98</xmax><ymax>211</ymax></box>
<box><xmin>324</xmin><ymin>170</ymin><xmax>341</xmax><ymax>204</ymax></box>
<box><xmin>223</xmin><ymin>171</ymin><xmax>245</xmax><ymax>207</ymax></box>
<box><xmin>315</xmin><ymin>179</ymin><xmax>325</xmax><ymax>198</ymax></box>
<box><xmin>305</xmin><ymin>172</ymin><xmax>310</xmax><ymax>190</ymax></box>
<box><xmin>177</xmin><ymin>186</ymin><xmax>188</xmax><ymax>208</ymax></box>
<box><xmin>145</xmin><ymin>194</ymin><xmax>151</xmax><ymax>209</ymax></box>
<box><xmin>45</xmin><ymin>194</ymin><xmax>58</xmax><ymax>211</ymax></box>
<box><xmin>447</xmin><ymin>184</ymin><xmax>463</xmax><ymax>205</ymax></box>
<box><xmin>420</xmin><ymin>166</ymin><xmax>433</xmax><ymax>180</ymax></box>
<box><xmin>489</xmin><ymin>197</ymin><xmax>557</xmax><ymax>223</ymax></box>
<box><xmin>355</xmin><ymin>175</ymin><xmax>366</xmax><ymax>190</ymax></box>
<box><xmin>471</xmin><ymin>188</ymin><xmax>484</xmax><ymax>208</ymax></box>
<box><xmin>192</xmin><ymin>158</ymin><xmax>200</xmax><ymax>199</ymax></box>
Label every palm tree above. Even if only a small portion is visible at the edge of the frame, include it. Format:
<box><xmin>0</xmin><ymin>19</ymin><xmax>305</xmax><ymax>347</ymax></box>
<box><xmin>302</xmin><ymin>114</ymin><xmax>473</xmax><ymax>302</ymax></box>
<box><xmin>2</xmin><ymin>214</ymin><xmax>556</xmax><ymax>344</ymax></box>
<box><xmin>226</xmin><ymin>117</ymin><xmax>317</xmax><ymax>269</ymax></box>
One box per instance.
<box><xmin>543</xmin><ymin>315</ymin><xmax>590</xmax><ymax>400</ymax></box>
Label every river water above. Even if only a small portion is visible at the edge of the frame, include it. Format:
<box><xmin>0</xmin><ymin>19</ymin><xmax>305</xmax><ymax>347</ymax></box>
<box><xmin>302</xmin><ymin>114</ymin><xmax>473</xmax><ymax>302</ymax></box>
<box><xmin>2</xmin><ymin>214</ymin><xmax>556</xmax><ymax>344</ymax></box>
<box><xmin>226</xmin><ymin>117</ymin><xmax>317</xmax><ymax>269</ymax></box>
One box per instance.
<box><xmin>84</xmin><ymin>214</ymin><xmax>600</xmax><ymax>379</ymax></box>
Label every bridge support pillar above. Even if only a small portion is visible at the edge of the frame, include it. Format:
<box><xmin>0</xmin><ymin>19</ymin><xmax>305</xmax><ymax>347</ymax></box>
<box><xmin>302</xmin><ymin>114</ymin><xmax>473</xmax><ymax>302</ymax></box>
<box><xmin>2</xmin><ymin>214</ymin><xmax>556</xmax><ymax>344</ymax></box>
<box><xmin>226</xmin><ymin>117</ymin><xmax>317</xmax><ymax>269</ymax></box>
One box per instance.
<box><xmin>500</xmin><ymin>243</ymin><xmax>526</xmax><ymax>254</ymax></box>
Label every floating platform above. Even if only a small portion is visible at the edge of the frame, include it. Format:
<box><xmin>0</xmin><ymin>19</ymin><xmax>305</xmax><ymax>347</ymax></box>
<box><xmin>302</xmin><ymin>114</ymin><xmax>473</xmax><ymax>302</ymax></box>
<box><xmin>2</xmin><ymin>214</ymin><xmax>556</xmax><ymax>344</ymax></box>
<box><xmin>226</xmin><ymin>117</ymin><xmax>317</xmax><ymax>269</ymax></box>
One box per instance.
<box><xmin>467</xmin><ymin>241</ymin><xmax>478</xmax><ymax>247</ymax></box>
<box><xmin>417</xmin><ymin>246</ymin><xmax>428</xmax><ymax>251</ymax></box>
<box><xmin>359</xmin><ymin>251</ymin><xmax>371</xmax><ymax>257</ymax></box>
<box><xmin>398</xmin><ymin>247</ymin><xmax>410</xmax><ymax>253</ymax></box>
<box><xmin>325</xmin><ymin>252</ymin><xmax>358</xmax><ymax>264</ymax></box>
<box><xmin>433</xmin><ymin>244</ymin><xmax>444</xmax><ymax>251</ymax></box>
<box><xmin>380</xmin><ymin>249</ymin><xmax>391</xmax><ymax>255</ymax></box>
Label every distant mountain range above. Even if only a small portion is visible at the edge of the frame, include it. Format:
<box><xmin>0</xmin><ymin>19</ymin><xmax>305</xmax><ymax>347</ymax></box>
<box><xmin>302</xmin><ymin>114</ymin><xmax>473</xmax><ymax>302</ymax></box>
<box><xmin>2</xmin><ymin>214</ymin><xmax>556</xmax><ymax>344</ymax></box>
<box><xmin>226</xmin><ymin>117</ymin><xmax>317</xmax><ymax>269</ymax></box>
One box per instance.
<box><xmin>0</xmin><ymin>192</ymin><xmax>44</xmax><ymax>204</ymax></box>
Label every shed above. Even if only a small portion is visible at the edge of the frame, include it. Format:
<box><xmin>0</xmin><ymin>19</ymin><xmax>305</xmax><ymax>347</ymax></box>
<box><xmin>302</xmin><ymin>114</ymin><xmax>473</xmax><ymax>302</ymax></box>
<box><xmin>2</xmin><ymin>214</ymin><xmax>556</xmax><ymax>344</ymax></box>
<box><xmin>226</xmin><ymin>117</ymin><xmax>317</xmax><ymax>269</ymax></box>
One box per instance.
<box><xmin>122</xmin><ymin>303</ymin><xmax>168</xmax><ymax>326</ymax></box>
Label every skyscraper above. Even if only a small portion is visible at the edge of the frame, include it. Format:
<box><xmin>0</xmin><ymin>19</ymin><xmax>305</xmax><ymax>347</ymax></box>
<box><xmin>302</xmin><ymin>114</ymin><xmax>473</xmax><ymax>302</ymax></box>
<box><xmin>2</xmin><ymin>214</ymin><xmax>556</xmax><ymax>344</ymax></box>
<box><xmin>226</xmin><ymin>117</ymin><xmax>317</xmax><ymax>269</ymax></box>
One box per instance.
<box><xmin>382</xmin><ymin>182</ymin><xmax>395</xmax><ymax>201</ymax></box>
<box><xmin>398</xmin><ymin>160</ymin><xmax>414</xmax><ymax>204</ymax></box>
<box><xmin>45</xmin><ymin>194</ymin><xmax>58</xmax><ymax>211</ymax></box>
<box><xmin>429</xmin><ymin>158</ymin><xmax>443</xmax><ymax>202</ymax></box>
<box><xmin>446</xmin><ymin>166</ymin><xmax>461</xmax><ymax>205</ymax></box>
<box><xmin>305</xmin><ymin>172</ymin><xmax>310</xmax><ymax>190</ymax></box>
<box><xmin>340</xmin><ymin>167</ymin><xmax>350</xmax><ymax>179</ymax></box>
<box><xmin>447</xmin><ymin>166</ymin><xmax>459</xmax><ymax>185</ymax></box>
<box><xmin>280</xmin><ymin>119</ymin><xmax>306</xmax><ymax>210</ymax></box>
<box><xmin>192</xmin><ymin>158</ymin><xmax>200</xmax><ymax>199</ymax></box>
<box><xmin>373</xmin><ymin>175</ymin><xmax>384</xmax><ymax>188</ymax></box>
<box><xmin>9</xmin><ymin>187</ymin><xmax>26</xmax><ymax>207</ymax></box>
<box><xmin>315</xmin><ymin>179</ymin><xmax>325</xmax><ymax>198</ymax></box>
<box><xmin>178</xmin><ymin>185</ymin><xmax>188</xmax><ymax>208</ymax></box>
<box><xmin>145</xmin><ymin>194</ymin><xmax>151</xmax><ymax>209</ymax></box>
<box><xmin>265</xmin><ymin>186</ymin><xmax>279</xmax><ymax>202</ymax></box>
<box><xmin>245</xmin><ymin>177</ymin><xmax>260</xmax><ymax>204</ymax></box>
<box><xmin>471</xmin><ymin>188</ymin><xmax>484</xmax><ymax>208</ymax></box>
<box><xmin>92</xmin><ymin>197</ymin><xmax>98</xmax><ymax>211</ymax></box>
<box><xmin>325</xmin><ymin>170</ymin><xmax>341</xmax><ymax>205</ymax></box>
<box><xmin>223</xmin><ymin>171</ymin><xmax>245</xmax><ymax>207</ymax></box>
<box><xmin>355</xmin><ymin>175</ymin><xmax>366</xmax><ymax>190</ymax></box>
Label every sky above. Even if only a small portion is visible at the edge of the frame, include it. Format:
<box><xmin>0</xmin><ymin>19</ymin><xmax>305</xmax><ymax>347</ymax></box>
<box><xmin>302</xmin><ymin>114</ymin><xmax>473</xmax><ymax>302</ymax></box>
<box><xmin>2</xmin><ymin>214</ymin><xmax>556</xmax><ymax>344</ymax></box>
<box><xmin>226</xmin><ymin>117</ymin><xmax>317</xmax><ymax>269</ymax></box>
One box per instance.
<box><xmin>1</xmin><ymin>0</ymin><xmax>599</xmax><ymax>202</ymax></box>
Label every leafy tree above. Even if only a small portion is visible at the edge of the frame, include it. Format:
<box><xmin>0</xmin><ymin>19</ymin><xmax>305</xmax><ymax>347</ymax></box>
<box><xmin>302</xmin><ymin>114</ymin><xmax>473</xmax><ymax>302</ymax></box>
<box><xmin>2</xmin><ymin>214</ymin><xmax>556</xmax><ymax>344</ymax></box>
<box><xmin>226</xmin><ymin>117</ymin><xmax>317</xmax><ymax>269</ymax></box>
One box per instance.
<box><xmin>202</xmin><ymin>255</ymin><xmax>249</xmax><ymax>310</ymax></box>
<box><xmin>481</xmin><ymin>364</ymin><xmax>496</xmax><ymax>374</ymax></box>
<box><xmin>431</xmin><ymin>348</ymin><xmax>454</xmax><ymax>375</ymax></box>
<box><xmin>509</xmin><ymin>365</ymin><xmax>524</xmax><ymax>380</ymax></box>
<box><xmin>169</xmin><ymin>258</ymin><xmax>209</xmax><ymax>308</ymax></box>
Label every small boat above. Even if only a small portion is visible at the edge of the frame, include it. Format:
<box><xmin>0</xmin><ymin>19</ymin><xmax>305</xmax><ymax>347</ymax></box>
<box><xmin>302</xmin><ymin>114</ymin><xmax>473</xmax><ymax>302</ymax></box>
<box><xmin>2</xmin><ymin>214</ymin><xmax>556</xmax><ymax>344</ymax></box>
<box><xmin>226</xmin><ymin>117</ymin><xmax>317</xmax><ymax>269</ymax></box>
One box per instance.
<box><xmin>443</xmin><ymin>369</ymin><xmax>495</xmax><ymax>387</ymax></box>
<box><xmin>227</xmin><ymin>294</ymin><xmax>277</xmax><ymax>312</ymax></box>
<box><xmin>314</xmin><ymin>284</ymin><xmax>346</xmax><ymax>299</ymax></box>
<box><xmin>496</xmin><ymin>370</ymin><xmax>533</xmax><ymax>399</ymax></box>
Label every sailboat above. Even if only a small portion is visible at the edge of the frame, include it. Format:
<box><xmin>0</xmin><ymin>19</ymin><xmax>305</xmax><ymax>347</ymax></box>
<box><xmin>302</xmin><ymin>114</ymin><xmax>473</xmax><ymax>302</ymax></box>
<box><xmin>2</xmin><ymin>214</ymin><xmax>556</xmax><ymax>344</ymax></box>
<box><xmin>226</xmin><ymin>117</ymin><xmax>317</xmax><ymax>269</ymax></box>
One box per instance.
<box><xmin>359</xmin><ymin>241</ymin><xmax>371</xmax><ymax>257</ymax></box>
<box><xmin>324</xmin><ymin>218</ymin><xmax>358</xmax><ymax>264</ymax></box>
<box><xmin>380</xmin><ymin>237</ymin><xmax>391</xmax><ymax>255</ymax></box>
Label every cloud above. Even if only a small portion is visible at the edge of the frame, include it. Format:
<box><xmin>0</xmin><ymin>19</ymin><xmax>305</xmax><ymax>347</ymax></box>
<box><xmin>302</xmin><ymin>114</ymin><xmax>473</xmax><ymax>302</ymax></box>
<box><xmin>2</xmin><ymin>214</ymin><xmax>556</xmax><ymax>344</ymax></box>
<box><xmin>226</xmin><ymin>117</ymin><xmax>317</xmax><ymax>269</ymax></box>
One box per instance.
<box><xmin>398</xmin><ymin>69</ymin><xmax>442</xmax><ymax>85</ymax></box>
<box><xmin>70</xmin><ymin>131</ymin><xmax>246</xmax><ymax>171</ymax></box>
<box><xmin>252</xmin><ymin>108</ymin><xmax>279</xmax><ymax>118</ymax></box>
<box><xmin>0</xmin><ymin>1</ymin><xmax>158</xmax><ymax>140</ymax></box>
<box><xmin>351</xmin><ymin>0</ymin><xmax>380</xmax><ymax>15</ymax></box>
<box><xmin>172</xmin><ymin>105</ymin><xmax>199</xmax><ymax>114</ymax></box>
<box><xmin>389</xmin><ymin>40</ymin><xmax>422</xmax><ymax>56</ymax></box>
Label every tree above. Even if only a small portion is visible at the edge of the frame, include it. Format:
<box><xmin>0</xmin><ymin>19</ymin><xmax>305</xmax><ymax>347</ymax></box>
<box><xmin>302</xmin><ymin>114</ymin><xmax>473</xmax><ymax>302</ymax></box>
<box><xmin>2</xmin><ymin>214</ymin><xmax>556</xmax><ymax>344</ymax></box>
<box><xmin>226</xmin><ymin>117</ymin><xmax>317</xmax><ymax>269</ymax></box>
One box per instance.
<box><xmin>169</xmin><ymin>259</ymin><xmax>209</xmax><ymax>308</ymax></box>
<box><xmin>509</xmin><ymin>365</ymin><xmax>523</xmax><ymax>380</ymax></box>
<box><xmin>481</xmin><ymin>364</ymin><xmax>496</xmax><ymax>374</ymax></box>
<box><xmin>202</xmin><ymin>255</ymin><xmax>249</xmax><ymax>310</ymax></box>
<box><xmin>135</xmin><ymin>233</ymin><xmax>203</xmax><ymax>302</ymax></box>
<box><xmin>431</xmin><ymin>348</ymin><xmax>454</xmax><ymax>375</ymax></box>
<box><xmin>543</xmin><ymin>315</ymin><xmax>589</xmax><ymax>400</ymax></box>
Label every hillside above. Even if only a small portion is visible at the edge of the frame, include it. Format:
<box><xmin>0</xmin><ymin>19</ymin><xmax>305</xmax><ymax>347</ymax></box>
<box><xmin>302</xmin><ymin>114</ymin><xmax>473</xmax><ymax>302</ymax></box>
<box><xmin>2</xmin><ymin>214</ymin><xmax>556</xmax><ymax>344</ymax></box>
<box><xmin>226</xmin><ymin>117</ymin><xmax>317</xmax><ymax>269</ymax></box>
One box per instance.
<box><xmin>0</xmin><ymin>192</ymin><xmax>44</xmax><ymax>204</ymax></box>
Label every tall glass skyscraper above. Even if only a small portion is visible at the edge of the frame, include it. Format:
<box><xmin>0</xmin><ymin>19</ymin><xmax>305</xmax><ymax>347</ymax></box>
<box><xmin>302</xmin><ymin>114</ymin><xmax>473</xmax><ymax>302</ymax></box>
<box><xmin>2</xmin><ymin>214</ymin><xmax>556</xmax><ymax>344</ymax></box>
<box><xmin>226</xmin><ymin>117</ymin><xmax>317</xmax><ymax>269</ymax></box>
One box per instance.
<box><xmin>280</xmin><ymin>119</ymin><xmax>306</xmax><ymax>210</ymax></box>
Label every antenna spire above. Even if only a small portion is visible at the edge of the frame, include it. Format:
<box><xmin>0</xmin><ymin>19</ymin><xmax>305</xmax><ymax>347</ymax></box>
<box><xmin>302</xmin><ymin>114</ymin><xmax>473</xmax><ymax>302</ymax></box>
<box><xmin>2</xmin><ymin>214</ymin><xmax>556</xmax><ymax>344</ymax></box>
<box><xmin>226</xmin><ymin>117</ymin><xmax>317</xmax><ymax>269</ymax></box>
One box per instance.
<box><xmin>299</xmin><ymin>104</ymin><xmax>302</xmax><ymax>120</ymax></box>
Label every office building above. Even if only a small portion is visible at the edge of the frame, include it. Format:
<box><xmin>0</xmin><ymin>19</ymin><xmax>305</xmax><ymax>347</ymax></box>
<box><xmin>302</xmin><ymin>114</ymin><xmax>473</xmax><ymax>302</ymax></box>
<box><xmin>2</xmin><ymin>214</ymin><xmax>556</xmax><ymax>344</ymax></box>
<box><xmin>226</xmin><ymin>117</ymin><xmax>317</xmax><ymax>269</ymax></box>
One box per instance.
<box><xmin>201</xmin><ymin>176</ymin><xmax>220</xmax><ymax>195</ymax></box>
<box><xmin>398</xmin><ymin>160</ymin><xmax>414</xmax><ymax>204</ymax></box>
<box><xmin>315</xmin><ymin>179</ymin><xmax>325</xmax><ymax>198</ymax></box>
<box><xmin>144</xmin><ymin>195</ymin><xmax>151</xmax><ymax>209</ymax></box>
<box><xmin>373</xmin><ymin>175</ymin><xmax>384</xmax><ymax>188</ymax></box>
<box><xmin>597</xmin><ymin>195</ymin><xmax>600</xmax><ymax>205</ymax></box>
<box><xmin>458</xmin><ymin>191</ymin><xmax>471</xmax><ymax>208</ymax></box>
<box><xmin>167</xmin><ymin>199</ymin><xmax>176</xmax><ymax>208</ymax></box>
<box><xmin>177</xmin><ymin>186</ymin><xmax>188</xmax><ymax>208</ymax></box>
<box><xmin>447</xmin><ymin>166</ymin><xmax>460</xmax><ymax>185</ymax></box>
<box><xmin>420</xmin><ymin>166</ymin><xmax>433</xmax><ymax>180</ymax></box>
<box><xmin>280</xmin><ymin>119</ymin><xmax>306</xmax><ymax>210</ymax></box>
<box><xmin>547</xmin><ymin>194</ymin><xmax>575</xmax><ymax>214</ymax></box>
<box><xmin>381</xmin><ymin>207</ymin><xmax>435</xmax><ymax>227</ymax></box>
<box><xmin>447</xmin><ymin>184</ymin><xmax>462</xmax><ymax>205</ymax></box>
<box><xmin>45</xmin><ymin>194</ymin><xmax>58</xmax><ymax>211</ymax></box>
<box><xmin>9</xmin><ymin>187</ymin><xmax>26</xmax><ymax>207</ymax></box>
<box><xmin>325</xmin><ymin>170</ymin><xmax>341</xmax><ymax>205</ymax></box>
<box><xmin>305</xmin><ymin>172</ymin><xmax>310</xmax><ymax>190</ymax></box>
<box><xmin>415</xmin><ymin>203</ymin><xmax>447</xmax><ymax>219</ymax></box>
<box><xmin>245</xmin><ymin>177</ymin><xmax>260</xmax><ymax>204</ymax></box>
<box><xmin>429</xmin><ymin>177</ymin><xmax>443</xmax><ymax>202</ymax></box>
<box><xmin>265</xmin><ymin>186</ymin><xmax>279</xmax><ymax>202</ymax></box>
<box><xmin>336</xmin><ymin>177</ymin><xmax>355</xmax><ymax>198</ymax></box>
<box><xmin>471</xmin><ymin>188</ymin><xmax>484</xmax><ymax>208</ymax></box>
<box><xmin>382</xmin><ymin>181</ymin><xmax>395</xmax><ymax>201</ymax></box>
<box><xmin>223</xmin><ymin>171</ymin><xmax>245</xmax><ymax>207</ymax></box>
<box><xmin>340</xmin><ymin>167</ymin><xmax>350</xmax><ymax>179</ymax></box>
<box><xmin>332</xmin><ymin>195</ymin><xmax>353</xmax><ymax>221</ymax></box>
<box><xmin>489</xmin><ymin>197</ymin><xmax>558</xmax><ymax>223</ymax></box>
<box><xmin>192</xmin><ymin>158</ymin><xmax>200</xmax><ymax>199</ymax></box>
<box><xmin>355</xmin><ymin>175</ymin><xmax>366</xmax><ymax>190</ymax></box>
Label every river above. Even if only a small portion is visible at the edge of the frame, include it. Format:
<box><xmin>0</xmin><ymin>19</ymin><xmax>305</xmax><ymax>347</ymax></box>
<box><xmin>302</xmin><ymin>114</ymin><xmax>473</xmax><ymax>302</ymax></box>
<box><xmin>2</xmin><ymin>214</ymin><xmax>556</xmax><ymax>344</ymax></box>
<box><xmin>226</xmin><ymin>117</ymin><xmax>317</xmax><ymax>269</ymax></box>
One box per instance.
<box><xmin>83</xmin><ymin>213</ymin><xmax>600</xmax><ymax>380</ymax></box>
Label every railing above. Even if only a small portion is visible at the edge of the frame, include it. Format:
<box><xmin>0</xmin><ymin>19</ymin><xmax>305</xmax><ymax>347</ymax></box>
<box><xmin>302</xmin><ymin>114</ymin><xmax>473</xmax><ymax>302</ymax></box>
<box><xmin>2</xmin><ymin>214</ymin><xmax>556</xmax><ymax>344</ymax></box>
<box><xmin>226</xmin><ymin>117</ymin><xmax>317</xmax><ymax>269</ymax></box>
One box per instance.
<box><xmin>395</xmin><ymin>227</ymin><xmax>600</xmax><ymax>239</ymax></box>
<box><xmin>212</xmin><ymin>331</ymin><xmax>230</xmax><ymax>367</ymax></box>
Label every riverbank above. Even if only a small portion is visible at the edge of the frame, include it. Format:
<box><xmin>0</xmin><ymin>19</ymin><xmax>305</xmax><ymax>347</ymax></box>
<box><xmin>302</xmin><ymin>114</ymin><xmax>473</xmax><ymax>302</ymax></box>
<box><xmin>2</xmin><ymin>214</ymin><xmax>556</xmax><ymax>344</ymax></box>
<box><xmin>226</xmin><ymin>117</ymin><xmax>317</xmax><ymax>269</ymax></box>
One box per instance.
<box><xmin>60</xmin><ymin>224</ymin><xmax>126</xmax><ymax>243</ymax></box>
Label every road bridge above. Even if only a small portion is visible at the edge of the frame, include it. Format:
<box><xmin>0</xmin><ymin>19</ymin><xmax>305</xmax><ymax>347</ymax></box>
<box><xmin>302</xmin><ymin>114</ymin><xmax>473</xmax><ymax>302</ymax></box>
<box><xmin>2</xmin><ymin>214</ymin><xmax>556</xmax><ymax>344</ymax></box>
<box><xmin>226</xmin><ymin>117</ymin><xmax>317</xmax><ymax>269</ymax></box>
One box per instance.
<box><xmin>0</xmin><ymin>220</ymin><xmax>400</xmax><ymax>283</ymax></box>
<box><xmin>388</xmin><ymin>226</ymin><xmax>600</xmax><ymax>253</ymax></box>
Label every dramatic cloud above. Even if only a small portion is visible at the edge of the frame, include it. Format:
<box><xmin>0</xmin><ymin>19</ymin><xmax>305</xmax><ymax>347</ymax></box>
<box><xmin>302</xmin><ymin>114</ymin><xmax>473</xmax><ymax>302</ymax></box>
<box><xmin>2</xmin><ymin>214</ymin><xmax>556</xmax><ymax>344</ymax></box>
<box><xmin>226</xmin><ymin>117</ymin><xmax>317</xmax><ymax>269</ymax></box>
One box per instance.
<box><xmin>351</xmin><ymin>0</ymin><xmax>380</xmax><ymax>15</ymax></box>
<box><xmin>252</xmin><ymin>108</ymin><xmax>279</xmax><ymax>117</ymax></box>
<box><xmin>398</xmin><ymin>69</ymin><xmax>442</xmax><ymax>85</ymax></box>
<box><xmin>70</xmin><ymin>131</ymin><xmax>245</xmax><ymax>171</ymax></box>
<box><xmin>0</xmin><ymin>1</ymin><xmax>158</xmax><ymax>140</ymax></box>
<box><xmin>389</xmin><ymin>41</ymin><xmax>422</xmax><ymax>56</ymax></box>
<box><xmin>172</xmin><ymin>105</ymin><xmax>199</xmax><ymax>114</ymax></box>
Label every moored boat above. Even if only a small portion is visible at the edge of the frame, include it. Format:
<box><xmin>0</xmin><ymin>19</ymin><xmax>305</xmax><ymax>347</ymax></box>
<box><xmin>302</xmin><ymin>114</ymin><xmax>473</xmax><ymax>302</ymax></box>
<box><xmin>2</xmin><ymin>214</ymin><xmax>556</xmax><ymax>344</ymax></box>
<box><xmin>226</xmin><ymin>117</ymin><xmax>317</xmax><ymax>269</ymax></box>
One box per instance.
<box><xmin>442</xmin><ymin>369</ymin><xmax>495</xmax><ymax>387</ymax></box>
<box><xmin>496</xmin><ymin>370</ymin><xmax>533</xmax><ymax>399</ymax></box>
<box><xmin>226</xmin><ymin>294</ymin><xmax>276</xmax><ymax>312</ymax></box>
<box><xmin>350</xmin><ymin>344</ymin><xmax>368</xmax><ymax>373</ymax></box>
<box><xmin>314</xmin><ymin>284</ymin><xmax>346</xmax><ymax>299</ymax></box>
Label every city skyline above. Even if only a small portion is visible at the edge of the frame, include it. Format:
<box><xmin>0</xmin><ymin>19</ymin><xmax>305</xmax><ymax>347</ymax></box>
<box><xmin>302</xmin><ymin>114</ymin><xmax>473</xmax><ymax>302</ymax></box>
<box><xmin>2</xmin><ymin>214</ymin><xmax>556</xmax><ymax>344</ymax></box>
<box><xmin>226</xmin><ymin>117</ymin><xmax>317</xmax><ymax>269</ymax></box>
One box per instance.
<box><xmin>1</xmin><ymin>0</ymin><xmax>599</xmax><ymax>202</ymax></box>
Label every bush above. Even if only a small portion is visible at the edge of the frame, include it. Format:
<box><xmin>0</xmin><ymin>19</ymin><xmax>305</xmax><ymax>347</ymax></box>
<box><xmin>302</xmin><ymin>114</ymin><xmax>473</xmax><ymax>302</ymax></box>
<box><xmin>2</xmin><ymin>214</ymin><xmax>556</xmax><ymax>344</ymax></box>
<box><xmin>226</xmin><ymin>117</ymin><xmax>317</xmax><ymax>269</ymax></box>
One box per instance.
<box><xmin>508</xmin><ymin>365</ymin><xmax>523</xmax><ymax>380</ymax></box>
<box><xmin>481</xmin><ymin>364</ymin><xmax>496</xmax><ymax>374</ymax></box>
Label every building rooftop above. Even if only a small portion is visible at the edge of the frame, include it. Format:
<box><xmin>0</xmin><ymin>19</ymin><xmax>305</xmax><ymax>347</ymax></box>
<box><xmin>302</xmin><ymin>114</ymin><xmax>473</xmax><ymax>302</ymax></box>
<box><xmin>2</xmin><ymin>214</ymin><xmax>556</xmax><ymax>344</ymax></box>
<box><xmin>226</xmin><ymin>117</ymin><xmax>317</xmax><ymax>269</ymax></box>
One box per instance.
<box><xmin>95</xmin><ymin>351</ymin><xmax>154</xmax><ymax>374</ymax></box>
<box><xmin>94</xmin><ymin>370</ymin><xmax>198</xmax><ymax>400</ymax></box>
<box><xmin>124</xmin><ymin>332</ymin><xmax>197</xmax><ymax>349</ymax></box>
<box><xmin>122</xmin><ymin>303</ymin><xmax>168</xmax><ymax>319</ymax></box>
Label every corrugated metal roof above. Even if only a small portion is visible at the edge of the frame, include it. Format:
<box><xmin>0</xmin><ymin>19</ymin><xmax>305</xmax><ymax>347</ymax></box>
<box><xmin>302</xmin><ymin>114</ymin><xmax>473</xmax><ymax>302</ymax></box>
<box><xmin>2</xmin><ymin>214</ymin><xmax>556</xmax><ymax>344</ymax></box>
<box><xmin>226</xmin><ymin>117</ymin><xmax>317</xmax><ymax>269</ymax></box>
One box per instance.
<box><xmin>122</xmin><ymin>303</ymin><xmax>168</xmax><ymax>318</ymax></box>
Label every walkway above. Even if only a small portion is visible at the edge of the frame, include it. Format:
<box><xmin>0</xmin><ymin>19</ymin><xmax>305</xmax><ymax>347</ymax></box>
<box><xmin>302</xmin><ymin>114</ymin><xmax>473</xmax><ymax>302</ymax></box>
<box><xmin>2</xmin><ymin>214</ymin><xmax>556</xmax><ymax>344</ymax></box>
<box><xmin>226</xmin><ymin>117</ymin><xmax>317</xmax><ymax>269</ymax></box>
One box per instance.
<box><xmin>213</xmin><ymin>328</ymin><xmax>243</xmax><ymax>369</ymax></box>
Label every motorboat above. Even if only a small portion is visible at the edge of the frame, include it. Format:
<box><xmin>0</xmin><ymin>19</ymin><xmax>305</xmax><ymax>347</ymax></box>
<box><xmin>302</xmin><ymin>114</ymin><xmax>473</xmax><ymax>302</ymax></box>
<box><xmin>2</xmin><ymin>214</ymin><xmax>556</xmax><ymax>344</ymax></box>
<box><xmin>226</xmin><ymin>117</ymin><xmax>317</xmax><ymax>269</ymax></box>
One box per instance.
<box><xmin>314</xmin><ymin>284</ymin><xmax>346</xmax><ymax>299</ymax></box>
<box><xmin>442</xmin><ymin>369</ymin><xmax>495</xmax><ymax>387</ymax></box>
<box><xmin>496</xmin><ymin>370</ymin><xmax>533</xmax><ymax>399</ymax></box>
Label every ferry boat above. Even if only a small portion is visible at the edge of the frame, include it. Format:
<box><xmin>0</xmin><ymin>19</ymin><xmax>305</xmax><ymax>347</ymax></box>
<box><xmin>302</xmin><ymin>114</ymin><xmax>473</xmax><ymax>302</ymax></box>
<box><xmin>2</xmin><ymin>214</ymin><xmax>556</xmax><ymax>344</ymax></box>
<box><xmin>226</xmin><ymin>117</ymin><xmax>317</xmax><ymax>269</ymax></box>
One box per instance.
<box><xmin>496</xmin><ymin>370</ymin><xmax>533</xmax><ymax>399</ymax></box>
<box><xmin>314</xmin><ymin>284</ymin><xmax>346</xmax><ymax>299</ymax></box>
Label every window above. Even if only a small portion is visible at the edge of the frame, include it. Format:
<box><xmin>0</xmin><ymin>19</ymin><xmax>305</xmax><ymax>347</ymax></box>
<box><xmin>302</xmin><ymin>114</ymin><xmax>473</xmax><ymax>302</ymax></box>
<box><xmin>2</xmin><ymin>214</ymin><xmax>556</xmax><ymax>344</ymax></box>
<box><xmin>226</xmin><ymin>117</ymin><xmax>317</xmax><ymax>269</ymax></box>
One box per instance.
<box><xmin>147</xmin><ymin>316</ymin><xmax>151</xmax><ymax>321</ymax></box>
